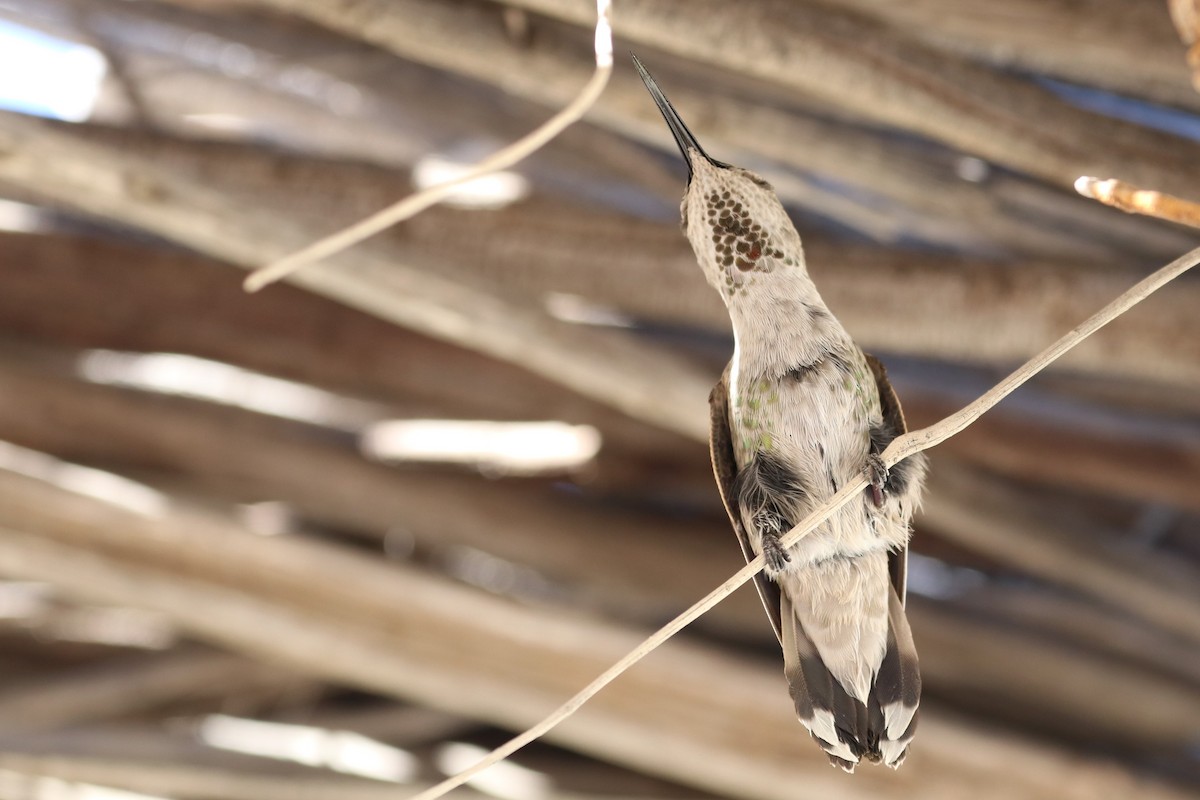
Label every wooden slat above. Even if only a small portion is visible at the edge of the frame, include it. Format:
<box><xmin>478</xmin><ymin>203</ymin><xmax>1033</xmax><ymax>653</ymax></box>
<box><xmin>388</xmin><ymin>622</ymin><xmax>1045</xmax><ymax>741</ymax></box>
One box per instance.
<box><xmin>0</xmin><ymin>473</ymin><xmax>1191</xmax><ymax>799</ymax></box>
<box><xmin>0</xmin><ymin>366</ymin><xmax>1196</xmax><ymax>756</ymax></box>
<box><xmin>482</xmin><ymin>0</ymin><xmax>1200</xmax><ymax>197</ymax></box>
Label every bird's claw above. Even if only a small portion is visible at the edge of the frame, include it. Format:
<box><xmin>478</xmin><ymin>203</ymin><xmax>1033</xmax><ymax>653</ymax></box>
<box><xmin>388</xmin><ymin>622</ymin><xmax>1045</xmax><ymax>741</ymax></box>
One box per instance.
<box><xmin>865</xmin><ymin>454</ymin><xmax>888</xmax><ymax>508</ymax></box>
<box><xmin>762</xmin><ymin>533</ymin><xmax>792</xmax><ymax>572</ymax></box>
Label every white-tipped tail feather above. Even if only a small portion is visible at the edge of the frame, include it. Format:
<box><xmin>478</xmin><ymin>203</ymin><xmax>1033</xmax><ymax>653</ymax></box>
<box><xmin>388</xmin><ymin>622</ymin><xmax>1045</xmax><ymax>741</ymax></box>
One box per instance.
<box><xmin>779</xmin><ymin>553</ymin><xmax>920</xmax><ymax>772</ymax></box>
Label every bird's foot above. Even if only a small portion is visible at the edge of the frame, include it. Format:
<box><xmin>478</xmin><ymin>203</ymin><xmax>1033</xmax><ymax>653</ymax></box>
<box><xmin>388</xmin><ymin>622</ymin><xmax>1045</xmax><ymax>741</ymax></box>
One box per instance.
<box><xmin>761</xmin><ymin>532</ymin><xmax>792</xmax><ymax>572</ymax></box>
<box><xmin>864</xmin><ymin>454</ymin><xmax>888</xmax><ymax>508</ymax></box>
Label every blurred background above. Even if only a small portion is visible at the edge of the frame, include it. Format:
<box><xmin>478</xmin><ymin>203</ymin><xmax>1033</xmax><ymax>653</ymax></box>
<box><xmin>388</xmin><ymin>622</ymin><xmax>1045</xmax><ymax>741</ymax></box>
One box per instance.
<box><xmin>0</xmin><ymin>1</ymin><xmax>1198</xmax><ymax>798</ymax></box>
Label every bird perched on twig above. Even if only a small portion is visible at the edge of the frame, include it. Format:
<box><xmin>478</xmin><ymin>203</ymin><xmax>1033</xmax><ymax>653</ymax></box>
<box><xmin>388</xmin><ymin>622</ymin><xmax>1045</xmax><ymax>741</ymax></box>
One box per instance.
<box><xmin>633</xmin><ymin>54</ymin><xmax>927</xmax><ymax>772</ymax></box>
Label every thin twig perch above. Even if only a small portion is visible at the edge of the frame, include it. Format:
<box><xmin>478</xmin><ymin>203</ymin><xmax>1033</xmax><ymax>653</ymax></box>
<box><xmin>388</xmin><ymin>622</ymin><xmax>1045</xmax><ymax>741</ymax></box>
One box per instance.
<box><xmin>1075</xmin><ymin>176</ymin><xmax>1200</xmax><ymax>229</ymax></box>
<box><xmin>243</xmin><ymin>0</ymin><xmax>613</xmax><ymax>292</ymax></box>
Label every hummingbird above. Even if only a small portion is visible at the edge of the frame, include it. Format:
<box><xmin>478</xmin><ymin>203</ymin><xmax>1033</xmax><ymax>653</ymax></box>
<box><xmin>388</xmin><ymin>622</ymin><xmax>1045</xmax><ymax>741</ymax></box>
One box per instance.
<box><xmin>633</xmin><ymin>55</ymin><xmax>927</xmax><ymax>772</ymax></box>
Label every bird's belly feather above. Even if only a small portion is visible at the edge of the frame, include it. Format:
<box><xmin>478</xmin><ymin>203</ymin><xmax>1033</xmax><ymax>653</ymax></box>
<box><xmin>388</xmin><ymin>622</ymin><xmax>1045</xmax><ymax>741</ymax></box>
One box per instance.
<box><xmin>731</xmin><ymin>361</ymin><xmax>909</xmax><ymax>568</ymax></box>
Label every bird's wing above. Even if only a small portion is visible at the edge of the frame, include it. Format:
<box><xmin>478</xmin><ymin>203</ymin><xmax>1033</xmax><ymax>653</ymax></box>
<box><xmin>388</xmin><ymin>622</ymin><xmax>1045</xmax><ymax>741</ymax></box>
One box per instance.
<box><xmin>864</xmin><ymin>352</ymin><xmax>910</xmax><ymax>605</ymax></box>
<box><xmin>709</xmin><ymin>366</ymin><xmax>783</xmax><ymax>642</ymax></box>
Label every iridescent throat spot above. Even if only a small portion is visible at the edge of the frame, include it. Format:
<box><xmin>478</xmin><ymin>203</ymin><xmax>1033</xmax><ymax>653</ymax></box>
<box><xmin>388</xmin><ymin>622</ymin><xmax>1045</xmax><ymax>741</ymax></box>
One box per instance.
<box><xmin>705</xmin><ymin>190</ymin><xmax>786</xmax><ymax>292</ymax></box>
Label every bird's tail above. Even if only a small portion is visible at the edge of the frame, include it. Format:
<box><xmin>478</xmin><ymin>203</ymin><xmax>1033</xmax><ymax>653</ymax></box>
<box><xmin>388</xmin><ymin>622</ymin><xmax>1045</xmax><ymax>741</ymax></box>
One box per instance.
<box><xmin>780</xmin><ymin>573</ymin><xmax>920</xmax><ymax>772</ymax></box>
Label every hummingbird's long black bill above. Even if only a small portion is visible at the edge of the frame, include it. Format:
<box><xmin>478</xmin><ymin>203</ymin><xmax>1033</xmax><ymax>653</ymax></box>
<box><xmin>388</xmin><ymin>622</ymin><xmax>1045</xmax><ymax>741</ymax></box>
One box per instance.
<box><xmin>631</xmin><ymin>53</ymin><xmax>726</xmax><ymax>180</ymax></box>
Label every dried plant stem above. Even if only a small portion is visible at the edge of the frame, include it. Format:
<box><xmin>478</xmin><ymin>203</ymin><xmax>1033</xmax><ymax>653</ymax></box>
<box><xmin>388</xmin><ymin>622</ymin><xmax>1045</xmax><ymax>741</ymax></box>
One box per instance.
<box><xmin>404</xmin><ymin>555</ymin><xmax>769</xmax><ymax>800</ymax></box>
<box><xmin>877</xmin><ymin>244</ymin><xmax>1200</xmax><ymax>464</ymax></box>
<box><xmin>413</xmin><ymin>241</ymin><xmax>1200</xmax><ymax>800</ymax></box>
<box><xmin>1074</xmin><ymin>176</ymin><xmax>1200</xmax><ymax>229</ymax></box>
<box><xmin>244</xmin><ymin>0</ymin><xmax>614</xmax><ymax>293</ymax></box>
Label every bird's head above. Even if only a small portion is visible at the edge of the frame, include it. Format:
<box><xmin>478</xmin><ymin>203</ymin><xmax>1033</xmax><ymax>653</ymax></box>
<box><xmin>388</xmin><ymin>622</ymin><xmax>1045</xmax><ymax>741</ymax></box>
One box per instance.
<box><xmin>633</xmin><ymin>55</ymin><xmax>808</xmax><ymax>306</ymax></box>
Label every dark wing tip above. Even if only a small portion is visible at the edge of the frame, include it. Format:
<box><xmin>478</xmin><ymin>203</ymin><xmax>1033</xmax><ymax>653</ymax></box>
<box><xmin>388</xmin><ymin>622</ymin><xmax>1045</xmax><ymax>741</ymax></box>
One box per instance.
<box><xmin>872</xmin><ymin>585</ymin><xmax>921</xmax><ymax>767</ymax></box>
<box><xmin>709</xmin><ymin>372</ymin><xmax>785</xmax><ymax>643</ymax></box>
